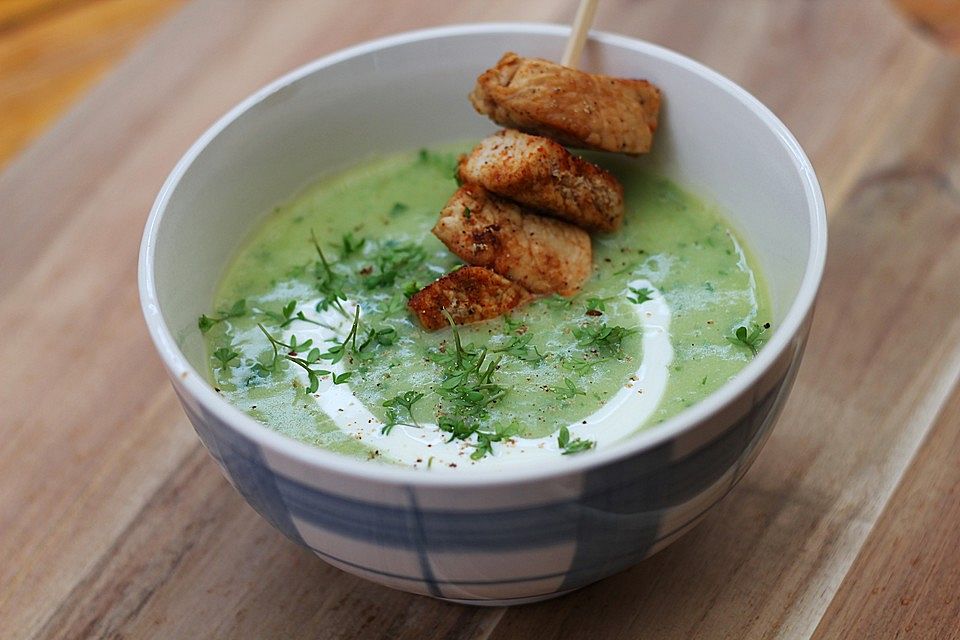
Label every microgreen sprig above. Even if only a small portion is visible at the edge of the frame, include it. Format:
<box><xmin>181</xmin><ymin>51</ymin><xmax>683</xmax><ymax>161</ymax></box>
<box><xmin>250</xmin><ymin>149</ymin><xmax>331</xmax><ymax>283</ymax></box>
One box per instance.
<box><xmin>552</xmin><ymin>377</ymin><xmax>586</xmax><ymax>401</ymax></box>
<box><xmin>198</xmin><ymin>299</ymin><xmax>246</xmax><ymax>334</ymax></box>
<box><xmin>212</xmin><ymin>347</ymin><xmax>239</xmax><ymax>368</ymax></box>
<box><xmin>728</xmin><ymin>321</ymin><xmax>771</xmax><ymax>356</ymax></box>
<box><xmin>426</xmin><ymin>311</ymin><xmax>511</xmax><ymax>458</ymax></box>
<box><xmin>585</xmin><ymin>296</ymin><xmax>614</xmax><ymax>315</ymax></box>
<box><xmin>258</xmin><ymin>299</ymin><xmax>330</xmax><ymax>329</ymax></box>
<box><xmin>561</xmin><ymin>356</ymin><xmax>609</xmax><ymax>376</ymax></box>
<box><xmin>492</xmin><ymin>333</ymin><xmax>546</xmax><ymax>363</ymax></box>
<box><xmin>361</xmin><ymin>241</ymin><xmax>427</xmax><ymax>290</ymax></box>
<box><xmin>557</xmin><ymin>425</ymin><xmax>595</xmax><ymax>455</ymax></box>
<box><xmin>471</xmin><ymin>420</ymin><xmax>522</xmax><ymax>461</ymax></box>
<box><xmin>339</xmin><ymin>232</ymin><xmax>366</xmax><ymax>257</ymax></box>
<box><xmin>319</xmin><ymin>305</ymin><xmax>362</xmax><ymax>365</ymax></box>
<box><xmin>573</xmin><ymin>322</ymin><xmax>638</xmax><ymax>358</ymax></box>
<box><xmin>381</xmin><ymin>391</ymin><xmax>425</xmax><ymax>434</ymax></box>
<box><xmin>402</xmin><ymin>280</ymin><xmax>420</xmax><ymax>299</ymax></box>
<box><xmin>256</xmin><ymin>323</ymin><xmax>338</xmax><ymax>393</ymax></box>
<box><xmin>311</xmin><ymin>229</ymin><xmax>350</xmax><ymax>318</ymax></box>
<box><xmin>628</xmin><ymin>287</ymin><xmax>654</xmax><ymax>305</ymax></box>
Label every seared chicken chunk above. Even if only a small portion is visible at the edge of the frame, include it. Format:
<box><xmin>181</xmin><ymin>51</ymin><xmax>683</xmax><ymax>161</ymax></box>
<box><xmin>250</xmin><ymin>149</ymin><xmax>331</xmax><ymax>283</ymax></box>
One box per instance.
<box><xmin>470</xmin><ymin>52</ymin><xmax>661</xmax><ymax>155</ymax></box>
<box><xmin>457</xmin><ymin>129</ymin><xmax>624</xmax><ymax>232</ymax></box>
<box><xmin>433</xmin><ymin>184</ymin><xmax>591</xmax><ymax>296</ymax></box>
<box><xmin>408</xmin><ymin>266</ymin><xmax>533</xmax><ymax>331</ymax></box>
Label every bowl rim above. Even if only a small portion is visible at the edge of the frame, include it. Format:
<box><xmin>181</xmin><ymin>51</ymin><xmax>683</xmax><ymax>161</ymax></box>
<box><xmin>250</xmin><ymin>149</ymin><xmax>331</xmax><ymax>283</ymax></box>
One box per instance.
<box><xmin>139</xmin><ymin>22</ymin><xmax>827</xmax><ymax>488</ymax></box>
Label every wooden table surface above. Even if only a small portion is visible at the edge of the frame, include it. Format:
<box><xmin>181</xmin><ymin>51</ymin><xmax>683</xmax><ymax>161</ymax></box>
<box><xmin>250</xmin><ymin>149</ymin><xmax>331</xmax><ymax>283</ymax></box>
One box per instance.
<box><xmin>2</xmin><ymin>1</ymin><xmax>959</xmax><ymax>638</ymax></box>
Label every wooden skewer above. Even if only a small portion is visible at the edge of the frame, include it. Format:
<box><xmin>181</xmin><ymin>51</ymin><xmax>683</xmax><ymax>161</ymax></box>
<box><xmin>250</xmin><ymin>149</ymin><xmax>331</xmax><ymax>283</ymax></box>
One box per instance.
<box><xmin>561</xmin><ymin>0</ymin><xmax>600</xmax><ymax>68</ymax></box>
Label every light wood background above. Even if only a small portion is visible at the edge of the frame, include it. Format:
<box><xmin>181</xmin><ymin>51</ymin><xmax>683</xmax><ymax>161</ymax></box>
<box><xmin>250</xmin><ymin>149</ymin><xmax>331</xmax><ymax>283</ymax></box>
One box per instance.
<box><xmin>2</xmin><ymin>1</ymin><xmax>959</xmax><ymax>638</ymax></box>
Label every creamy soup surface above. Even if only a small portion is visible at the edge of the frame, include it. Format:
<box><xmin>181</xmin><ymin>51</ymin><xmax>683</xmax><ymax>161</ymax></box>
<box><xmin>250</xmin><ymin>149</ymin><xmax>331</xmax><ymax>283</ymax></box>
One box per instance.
<box><xmin>201</xmin><ymin>144</ymin><xmax>772</xmax><ymax>471</ymax></box>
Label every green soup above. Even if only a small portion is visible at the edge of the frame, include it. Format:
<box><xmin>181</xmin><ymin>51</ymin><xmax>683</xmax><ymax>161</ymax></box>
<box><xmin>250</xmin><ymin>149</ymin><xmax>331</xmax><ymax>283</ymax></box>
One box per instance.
<box><xmin>201</xmin><ymin>145</ymin><xmax>771</xmax><ymax>470</ymax></box>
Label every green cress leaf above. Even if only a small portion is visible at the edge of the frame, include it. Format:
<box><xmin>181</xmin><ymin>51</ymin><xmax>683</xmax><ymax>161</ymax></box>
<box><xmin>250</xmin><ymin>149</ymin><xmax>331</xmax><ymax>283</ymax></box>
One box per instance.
<box><xmin>198</xmin><ymin>315</ymin><xmax>216</xmax><ymax>333</ymax></box>
<box><xmin>426</xmin><ymin>311</ymin><xmax>512</xmax><ymax>458</ymax></box>
<box><xmin>471</xmin><ymin>433</ymin><xmax>494</xmax><ymax>460</ymax></box>
<box><xmin>492</xmin><ymin>333</ymin><xmax>545</xmax><ymax>363</ymax></box>
<box><xmin>561</xmin><ymin>355</ymin><xmax>609</xmax><ymax>376</ymax></box>
<box><xmin>627</xmin><ymin>287</ymin><xmax>654</xmax><ymax>305</ymax></box>
<box><xmin>585</xmin><ymin>296</ymin><xmax>613</xmax><ymax>314</ymax></box>
<box><xmin>361</xmin><ymin>241</ymin><xmax>427</xmax><ymax>289</ymax></box>
<box><xmin>728</xmin><ymin>321</ymin><xmax>771</xmax><ymax>356</ymax></box>
<box><xmin>256</xmin><ymin>323</ymin><xmax>336</xmax><ymax>393</ymax></box>
<box><xmin>311</xmin><ymin>229</ymin><xmax>350</xmax><ymax>317</ymax></box>
<box><xmin>557</xmin><ymin>425</ymin><xmax>595</xmax><ymax>455</ymax></box>
<box><xmin>552</xmin><ymin>377</ymin><xmax>586</xmax><ymax>401</ymax></box>
<box><xmin>572</xmin><ymin>322</ymin><xmax>638</xmax><ymax>358</ymax></box>
<box><xmin>197</xmin><ymin>298</ymin><xmax>247</xmax><ymax>333</ymax></box>
<box><xmin>339</xmin><ymin>232</ymin><xmax>366</xmax><ymax>257</ymax></box>
<box><xmin>212</xmin><ymin>347</ymin><xmax>239</xmax><ymax>367</ymax></box>
<box><xmin>502</xmin><ymin>314</ymin><xmax>524</xmax><ymax>334</ymax></box>
<box><xmin>469</xmin><ymin>419</ymin><xmax>523</xmax><ymax>461</ymax></box>
<box><xmin>381</xmin><ymin>390</ymin><xmax>425</xmax><ymax>434</ymax></box>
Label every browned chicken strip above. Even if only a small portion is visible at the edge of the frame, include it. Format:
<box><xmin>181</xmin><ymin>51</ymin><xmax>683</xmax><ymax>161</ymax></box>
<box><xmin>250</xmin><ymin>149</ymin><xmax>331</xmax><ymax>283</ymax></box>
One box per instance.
<box><xmin>457</xmin><ymin>129</ymin><xmax>624</xmax><ymax>232</ymax></box>
<box><xmin>433</xmin><ymin>184</ymin><xmax>591</xmax><ymax>296</ymax></box>
<box><xmin>470</xmin><ymin>52</ymin><xmax>661</xmax><ymax>155</ymax></box>
<box><xmin>407</xmin><ymin>266</ymin><xmax>533</xmax><ymax>331</ymax></box>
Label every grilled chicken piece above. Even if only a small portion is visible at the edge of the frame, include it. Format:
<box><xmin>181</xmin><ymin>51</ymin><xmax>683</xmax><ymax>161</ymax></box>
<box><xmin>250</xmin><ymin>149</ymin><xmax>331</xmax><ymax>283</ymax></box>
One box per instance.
<box><xmin>469</xmin><ymin>52</ymin><xmax>661</xmax><ymax>155</ymax></box>
<box><xmin>433</xmin><ymin>184</ymin><xmax>591</xmax><ymax>296</ymax></box>
<box><xmin>457</xmin><ymin>129</ymin><xmax>624</xmax><ymax>232</ymax></box>
<box><xmin>408</xmin><ymin>266</ymin><xmax>533</xmax><ymax>331</ymax></box>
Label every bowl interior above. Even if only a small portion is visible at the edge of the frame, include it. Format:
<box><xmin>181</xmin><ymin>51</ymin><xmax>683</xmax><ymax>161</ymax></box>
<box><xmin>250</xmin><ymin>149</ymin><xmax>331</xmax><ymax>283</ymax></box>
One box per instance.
<box><xmin>146</xmin><ymin>25</ymin><xmax>821</xmax><ymax>451</ymax></box>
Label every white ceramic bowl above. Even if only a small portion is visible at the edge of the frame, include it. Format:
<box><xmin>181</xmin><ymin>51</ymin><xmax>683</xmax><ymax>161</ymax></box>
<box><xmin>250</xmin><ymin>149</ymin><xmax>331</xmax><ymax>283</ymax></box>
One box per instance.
<box><xmin>139</xmin><ymin>24</ymin><xmax>826</xmax><ymax>605</ymax></box>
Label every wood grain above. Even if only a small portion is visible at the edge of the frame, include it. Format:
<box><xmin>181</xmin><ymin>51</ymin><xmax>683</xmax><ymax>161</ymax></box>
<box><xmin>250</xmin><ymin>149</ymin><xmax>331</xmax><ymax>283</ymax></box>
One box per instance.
<box><xmin>0</xmin><ymin>0</ymin><xmax>186</xmax><ymax>167</ymax></box>
<box><xmin>1</xmin><ymin>0</ymin><xmax>958</xmax><ymax>638</ymax></box>
<box><xmin>813</xmin><ymin>387</ymin><xmax>960</xmax><ymax>638</ymax></box>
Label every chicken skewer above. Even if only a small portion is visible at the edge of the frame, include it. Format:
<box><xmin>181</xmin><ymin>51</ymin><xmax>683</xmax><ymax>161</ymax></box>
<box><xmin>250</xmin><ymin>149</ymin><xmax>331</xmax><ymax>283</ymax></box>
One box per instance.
<box><xmin>412</xmin><ymin>0</ymin><xmax>664</xmax><ymax>330</ymax></box>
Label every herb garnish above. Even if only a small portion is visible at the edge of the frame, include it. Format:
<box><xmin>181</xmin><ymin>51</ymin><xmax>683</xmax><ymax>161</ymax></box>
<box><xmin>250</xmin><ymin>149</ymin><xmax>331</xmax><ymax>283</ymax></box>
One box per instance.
<box><xmin>198</xmin><ymin>299</ymin><xmax>246</xmax><ymax>333</ymax></box>
<box><xmin>552</xmin><ymin>377</ymin><xmax>586</xmax><ymax>401</ymax></box>
<box><xmin>628</xmin><ymin>287</ymin><xmax>654</xmax><ymax>305</ymax></box>
<box><xmin>212</xmin><ymin>347</ymin><xmax>239</xmax><ymax>368</ymax></box>
<box><xmin>256</xmin><ymin>324</ymin><xmax>341</xmax><ymax>393</ymax></box>
<box><xmin>585</xmin><ymin>296</ymin><xmax>614</xmax><ymax>315</ymax></box>
<box><xmin>361</xmin><ymin>241</ymin><xmax>426</xmax><ymax>289</ymax></box>
<box><xmin>492</xmin><ymin>333</ymin><xmax>545</xmax><ymax>363</ymax></box>
<box><xmin>557</xmin><ymin>425</ymin><xmax>595</xmax><ymax>455</ymax></box>
<box><xmin>471</xmin><ymin>420</ymin><xmax>522</xmax><ymax>461</ymax></box>
<box><xmin>728</xmin><ymin>322</ymin><xmax>770</xmax><ymax>356</ymax></box>
<box><xmin>318</xmin><ymin>305</ymin><xmax>363</xmax><ymax>365</ymax></box>
<box><xmin>381</xmin><ymin>391</ymin><xmax>425</xmax><ymax>434</ymax></box>
<box><xmin>573</xmin><ymin>322</ymin><xmax>638</xmax><ymax>358</ymax></box>
<box><xmin>502</xmin><ymin>314</ymin><xmax>524</xmax><ymax>334</ymax></box>
<box><xmin>561</xmin><ymin>356</ymin><xmax>609</xmax><ymax>375</ymax></box>
<box><xmin>311</xmin><ymin>230</ymin><xmax>350</xmax><ymax>317</ymax></box>
<box><xmin>260</xmin><ymin>299</ymin><xmax>328</xmax><ymax>329</ymax></box>
<box><xmin>339</xmin><ymin>232</ymin><xmax>366</xmax><ymax>257</ymax></box>
<box><xmin>426</xmin><ymin>311</ymin><xmax>511</xmax><ymax>458</ymax></box>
